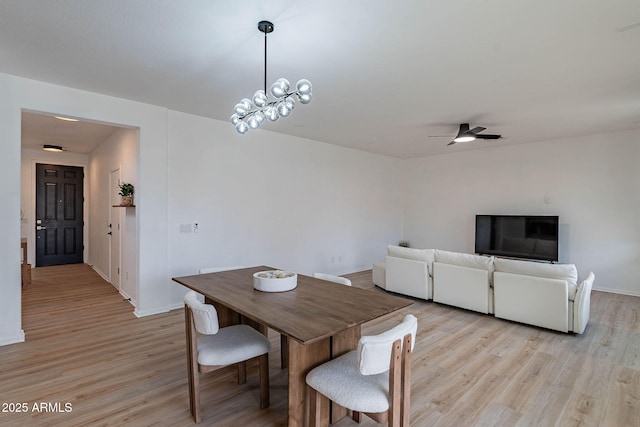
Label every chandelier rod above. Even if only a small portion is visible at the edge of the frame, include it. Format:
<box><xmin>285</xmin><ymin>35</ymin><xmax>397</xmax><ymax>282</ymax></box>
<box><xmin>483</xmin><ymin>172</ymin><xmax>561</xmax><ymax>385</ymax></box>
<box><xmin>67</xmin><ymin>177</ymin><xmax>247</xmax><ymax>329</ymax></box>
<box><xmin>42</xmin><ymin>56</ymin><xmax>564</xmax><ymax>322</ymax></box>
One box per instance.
<box><xmin>258</xmin><ymin>20</ymin><xmax>274</xmax><ymax>94</ymax></box>
<box><xmin>263</xmin><ymin>25</ymin><xmax>267</xmax><ymax>93</ymax></box>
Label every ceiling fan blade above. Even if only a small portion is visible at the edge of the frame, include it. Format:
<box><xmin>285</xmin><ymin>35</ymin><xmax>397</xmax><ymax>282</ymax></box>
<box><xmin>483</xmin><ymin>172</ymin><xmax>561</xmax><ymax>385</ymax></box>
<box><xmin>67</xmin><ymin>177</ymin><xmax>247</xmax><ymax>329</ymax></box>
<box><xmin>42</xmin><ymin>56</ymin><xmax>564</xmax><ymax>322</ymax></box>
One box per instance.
<box><xmin>474</xmin><ymin>134</ymin><xmax>501</xmax><ymax>140</ymax></box>
<box><xmin>458</xmin><ymin>123</ymin><xmax>470</xmax><ymax>135</ymax></box>
<box><xmin>469</xmin><ymin>126</ymin><xmax>486</xmax><ymax>135</ymax></box>
<box><xmin>447</xmin><ymin>140</ymin><xmax>457</xmax><ymax>146</ymax></box>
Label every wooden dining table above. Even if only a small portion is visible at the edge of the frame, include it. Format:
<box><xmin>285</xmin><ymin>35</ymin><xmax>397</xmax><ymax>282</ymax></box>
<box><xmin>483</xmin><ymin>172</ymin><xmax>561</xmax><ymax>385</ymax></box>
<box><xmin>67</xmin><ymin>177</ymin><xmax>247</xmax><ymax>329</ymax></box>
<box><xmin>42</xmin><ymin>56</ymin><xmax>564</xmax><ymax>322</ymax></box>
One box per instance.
<box><xmin>172</xmin><ymin>266</ymin><xmax>413</xmax><ymax>426</ymax></box>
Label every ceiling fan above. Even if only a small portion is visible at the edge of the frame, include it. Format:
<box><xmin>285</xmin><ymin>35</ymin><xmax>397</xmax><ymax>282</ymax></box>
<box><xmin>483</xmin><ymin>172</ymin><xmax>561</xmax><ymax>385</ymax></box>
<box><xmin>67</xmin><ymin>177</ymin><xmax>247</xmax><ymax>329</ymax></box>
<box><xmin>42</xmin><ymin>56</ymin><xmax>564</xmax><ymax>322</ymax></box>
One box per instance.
<box><xmin>431</xmin><ymin>123</ymin><xmax>502</xmax><ymax>146</ymax></box>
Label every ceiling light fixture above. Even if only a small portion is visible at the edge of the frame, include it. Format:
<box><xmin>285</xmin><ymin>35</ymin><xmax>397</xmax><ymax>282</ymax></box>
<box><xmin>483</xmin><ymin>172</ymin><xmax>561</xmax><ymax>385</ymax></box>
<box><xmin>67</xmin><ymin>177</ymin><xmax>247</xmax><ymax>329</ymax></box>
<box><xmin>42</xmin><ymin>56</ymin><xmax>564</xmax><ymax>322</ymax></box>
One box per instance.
<box><xmin>453</xmin><ymin>135</ymin><xmax>476</xmax><ymax>143</ymax></box>
<box><xmin>452</xmin><ymin>123</ymin><xmax>477</xmax><ymax>143</ymax></box>
<box><xmin>231</xmin><ymin>20</ymin><xmax>312</xmax><ymax>134</ymax></box>
<box><xmin>54</xmin><ymin>116</ymin><xmax>79</xmax><ymax>122</ymax></box>
<box><xmin>448</xmin><ymin>123</ymin><xmax>502</xmax><ymax>146</ymax></box>
<box><xmin>43</xmin><ymin>144</ymin><xmax>64</xmax><ymax>152</ymax></box>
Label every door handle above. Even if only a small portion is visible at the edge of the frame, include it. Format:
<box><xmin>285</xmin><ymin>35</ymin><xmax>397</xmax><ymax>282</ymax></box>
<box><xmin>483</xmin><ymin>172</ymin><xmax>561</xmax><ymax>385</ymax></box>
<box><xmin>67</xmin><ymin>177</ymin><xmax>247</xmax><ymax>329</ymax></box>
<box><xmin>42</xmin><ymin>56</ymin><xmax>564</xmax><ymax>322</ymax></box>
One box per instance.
<box><xmin>107</xmin><ymin>231</ymin><xmax>112</xmax><ymax>235</ymax></box>
<box><xmin>36</xmin><ymin>226</ymin><xmax>46</xmax><ymax>230</ymax></box>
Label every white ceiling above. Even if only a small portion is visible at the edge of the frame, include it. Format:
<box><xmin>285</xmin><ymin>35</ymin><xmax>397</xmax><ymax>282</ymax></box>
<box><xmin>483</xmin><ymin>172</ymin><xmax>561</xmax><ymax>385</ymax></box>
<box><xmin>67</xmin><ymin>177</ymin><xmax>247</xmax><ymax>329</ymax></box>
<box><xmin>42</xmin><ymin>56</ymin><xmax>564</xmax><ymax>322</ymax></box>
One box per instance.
<box><xmin>21</xmin><ymin>112</ymin><xmax>123</xmax><ymax>154</ymax></box>
<box><xmin>3</xmin><ymin>0</ymin><xmax>640</xmax><ymax>158</ymax></box>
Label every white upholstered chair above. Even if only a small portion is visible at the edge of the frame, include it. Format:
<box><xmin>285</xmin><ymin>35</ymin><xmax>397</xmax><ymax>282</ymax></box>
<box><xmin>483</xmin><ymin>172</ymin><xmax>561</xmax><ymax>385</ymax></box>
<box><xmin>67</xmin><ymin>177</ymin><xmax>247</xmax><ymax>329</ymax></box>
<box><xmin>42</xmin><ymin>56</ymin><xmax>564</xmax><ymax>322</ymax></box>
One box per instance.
<box><xmin>313</xmin><ymin>272</ymin><xmax>352</xmax><ymax>286</ymax></box>
<box><xmin>183</xmin><ymin>291</ymin><xmax>270</xmax><ymax>423</ymax></box>
<box><xmin>306</xmin><ymin>314</ymin><xmax>417</xmax><ymax>427</ymax></box>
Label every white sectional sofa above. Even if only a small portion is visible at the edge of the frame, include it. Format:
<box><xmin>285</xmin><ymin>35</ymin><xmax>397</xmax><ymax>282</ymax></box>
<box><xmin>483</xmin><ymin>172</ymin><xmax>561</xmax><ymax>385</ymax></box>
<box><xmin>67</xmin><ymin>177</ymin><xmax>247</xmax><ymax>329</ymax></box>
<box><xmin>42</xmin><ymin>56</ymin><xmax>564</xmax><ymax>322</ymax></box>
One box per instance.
<box><xmin>433</xmin><ymin>250</ymin><xmax>495</xmax><ymax>315</ymax></box>
<box><xmin>384</xmin><ymin>245</ymin><xmax>434</xmax><ymax>300</ymax></box>
<box><xmin>374</xmin><ymin>245</ymin><xmax>595</xmax><ymax>334</ymax></box>
<box><xmin>493</xmin><ymin>257</ymin><xmax>595</xmax><ymax>333</ymax></box>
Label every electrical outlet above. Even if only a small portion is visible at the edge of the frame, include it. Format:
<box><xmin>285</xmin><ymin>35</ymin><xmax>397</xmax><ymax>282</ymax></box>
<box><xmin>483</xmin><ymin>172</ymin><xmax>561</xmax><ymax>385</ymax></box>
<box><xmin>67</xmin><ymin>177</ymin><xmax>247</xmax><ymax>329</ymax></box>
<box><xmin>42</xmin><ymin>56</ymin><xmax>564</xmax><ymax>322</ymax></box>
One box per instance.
<box><xmin>194</xmin><ymin>222</ymin><xmax>199</xmax><ymax>233</ymax></box>
<box><xmin>331</xmin><ymin>257</ymin><xmax>335</xmax><ymax>264</ymax></box>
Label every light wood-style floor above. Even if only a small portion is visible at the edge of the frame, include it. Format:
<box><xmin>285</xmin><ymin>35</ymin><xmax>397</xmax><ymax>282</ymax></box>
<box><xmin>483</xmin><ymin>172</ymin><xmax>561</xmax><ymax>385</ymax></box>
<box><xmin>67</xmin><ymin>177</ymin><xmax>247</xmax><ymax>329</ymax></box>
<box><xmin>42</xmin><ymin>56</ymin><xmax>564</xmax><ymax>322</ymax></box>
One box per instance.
<box><xmin>1</xmin><ymin>264</ymin><xmax>639</xmax><ymax>426</ymax></box>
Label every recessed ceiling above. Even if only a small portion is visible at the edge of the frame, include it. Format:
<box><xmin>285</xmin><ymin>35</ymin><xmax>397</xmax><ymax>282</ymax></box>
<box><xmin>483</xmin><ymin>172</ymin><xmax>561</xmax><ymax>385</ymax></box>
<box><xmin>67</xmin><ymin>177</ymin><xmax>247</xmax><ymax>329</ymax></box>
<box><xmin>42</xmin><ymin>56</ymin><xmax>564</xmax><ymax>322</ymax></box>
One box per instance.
<box><xmin>2</xmin><ymin>1</ymin><xmax>640</xmax><ymax>158</ymax></box>
<box><xmin>21</xmin><ymin>111</ymin><xmax>123</xmax><ymax>154</ymax></box>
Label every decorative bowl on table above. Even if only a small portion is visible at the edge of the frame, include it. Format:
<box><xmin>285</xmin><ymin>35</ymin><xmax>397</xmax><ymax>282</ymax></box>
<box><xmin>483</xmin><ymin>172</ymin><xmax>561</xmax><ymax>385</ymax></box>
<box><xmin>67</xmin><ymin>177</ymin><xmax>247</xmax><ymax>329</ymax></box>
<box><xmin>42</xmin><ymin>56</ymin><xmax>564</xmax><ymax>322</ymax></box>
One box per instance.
<box><xmin>253</xmin><ymin>270</ymin><xmax>297</xmax><ymax>292</ymax></box>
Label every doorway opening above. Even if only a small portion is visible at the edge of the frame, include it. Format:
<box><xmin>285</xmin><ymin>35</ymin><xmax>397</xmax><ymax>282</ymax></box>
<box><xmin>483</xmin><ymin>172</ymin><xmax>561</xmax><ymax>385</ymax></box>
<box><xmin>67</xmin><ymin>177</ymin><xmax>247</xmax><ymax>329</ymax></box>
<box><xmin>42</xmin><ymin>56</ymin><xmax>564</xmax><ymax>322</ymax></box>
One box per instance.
<box><xmin>21</xmin><ymin>110</ymin><xmax>139</xmax><ymax>306</ymax></box>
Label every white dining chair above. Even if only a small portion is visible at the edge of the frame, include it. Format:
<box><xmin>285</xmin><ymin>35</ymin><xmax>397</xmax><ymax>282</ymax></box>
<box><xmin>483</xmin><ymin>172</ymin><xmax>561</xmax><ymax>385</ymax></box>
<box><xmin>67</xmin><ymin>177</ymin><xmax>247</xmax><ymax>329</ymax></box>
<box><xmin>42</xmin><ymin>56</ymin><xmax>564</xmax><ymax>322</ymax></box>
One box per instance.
<box><xmin>183</xmin><ymin>291</ymin><xmax>270</xmax><ymax>423</ymax></box>
<box><xmin>198</xmin><ymin>266</ymin><xmax>292</xmax><ymax>371</ymax></box>
<box><xmin>313</xmin><ymin>272</ymin><xmax>352</xmax><ymax>286</ymax></box>
<box><xmin>306</xmin><ymin>314</ymin><xmax>418</xmax><ymax>427</ymax></box>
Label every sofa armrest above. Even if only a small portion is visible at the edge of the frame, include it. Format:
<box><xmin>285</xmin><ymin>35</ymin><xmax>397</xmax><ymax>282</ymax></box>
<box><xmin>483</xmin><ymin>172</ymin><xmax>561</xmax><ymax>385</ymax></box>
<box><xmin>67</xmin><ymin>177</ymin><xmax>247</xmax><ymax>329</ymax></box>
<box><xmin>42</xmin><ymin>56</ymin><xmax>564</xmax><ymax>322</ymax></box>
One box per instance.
<box><xmin>573</xmin><ymin>272</ymin><xmax>595</xmax><ymax>334</ymax></box>
<box><xmin>372</xmin><ymin>262</ymin><xmax>386</xmax><ymax>289</ymax></box>
<box><xmin>385</xmin><ymin>255</ymin><xmax>430</xmax><ymax>300</ymax></box>
<box><xmin>494</xmin><ymin>272</ymin><xmax>569</xmax><ymax>332</ymax></box>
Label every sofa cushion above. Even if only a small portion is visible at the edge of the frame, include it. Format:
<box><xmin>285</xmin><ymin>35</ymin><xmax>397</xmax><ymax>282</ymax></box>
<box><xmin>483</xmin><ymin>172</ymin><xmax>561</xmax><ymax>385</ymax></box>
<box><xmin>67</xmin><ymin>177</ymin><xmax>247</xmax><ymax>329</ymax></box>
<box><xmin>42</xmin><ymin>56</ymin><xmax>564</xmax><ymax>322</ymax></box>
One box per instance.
<box><xmin>387</xmin><ymin>245</ymin><xmax>435</xmax><ymax>263</ymax></box>
<box><xmin>494</xmin><ymin>257</ymin><xmax>577</xmax><ymax>284</ymax></box>
<box><xmin>435</xmin><ymin>250</ymin><xmax>494</xmax><ymax>272</ymax></box>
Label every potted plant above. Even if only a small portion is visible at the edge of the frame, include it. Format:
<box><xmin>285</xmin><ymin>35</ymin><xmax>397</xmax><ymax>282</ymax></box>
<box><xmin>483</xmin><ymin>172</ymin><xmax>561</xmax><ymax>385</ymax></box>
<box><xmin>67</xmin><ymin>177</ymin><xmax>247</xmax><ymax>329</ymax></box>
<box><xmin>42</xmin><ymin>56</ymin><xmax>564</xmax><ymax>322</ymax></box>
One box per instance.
<box><xmin>118</xmin><ymin>182</ymin><xmax>135</xmax><ymax>206</ymax></box>
<box><xmin>398</xmin><ymin>240</ymin><xmax>410</xmax><ymax>248</ymax></box>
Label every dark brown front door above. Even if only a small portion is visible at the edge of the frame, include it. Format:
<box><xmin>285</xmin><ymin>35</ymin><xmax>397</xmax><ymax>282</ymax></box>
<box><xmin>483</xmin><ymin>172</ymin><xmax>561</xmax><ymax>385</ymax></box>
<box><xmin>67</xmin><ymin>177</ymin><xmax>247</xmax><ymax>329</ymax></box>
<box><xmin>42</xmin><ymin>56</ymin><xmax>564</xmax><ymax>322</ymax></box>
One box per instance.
<box><xmin>35</xmin><ymin>164</ymin><xmax>84</xmax><ymax>266</ymax></box>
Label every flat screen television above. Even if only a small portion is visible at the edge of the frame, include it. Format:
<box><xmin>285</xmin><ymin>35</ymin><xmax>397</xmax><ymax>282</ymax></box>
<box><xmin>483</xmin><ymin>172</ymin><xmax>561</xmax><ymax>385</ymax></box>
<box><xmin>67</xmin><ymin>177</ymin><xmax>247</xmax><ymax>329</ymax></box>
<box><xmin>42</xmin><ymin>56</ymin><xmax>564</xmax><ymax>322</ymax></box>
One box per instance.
<box><xmin>475</xmin><ymin>215</ymin><xmax>559</xmax><ymax>262</ymax></box>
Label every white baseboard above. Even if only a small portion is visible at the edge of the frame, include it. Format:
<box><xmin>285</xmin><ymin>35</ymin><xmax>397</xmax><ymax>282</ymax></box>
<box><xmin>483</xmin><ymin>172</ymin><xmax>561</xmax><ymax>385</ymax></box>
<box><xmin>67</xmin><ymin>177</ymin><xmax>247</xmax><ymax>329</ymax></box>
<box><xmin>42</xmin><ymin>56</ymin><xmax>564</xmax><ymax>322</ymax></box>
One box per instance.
<box><xmin>593</xmin><ymin>286</ymin><xmax>640</xmax><ymax>298</ymax></box>
<box><xmin>133</xmin><ymin>306</ymin><xmax>174</xmax><ymax>318</ymax></box>
<box><xmin>0</xmin><ymin>329</ymin><xmax>25</xmax><ymax>346</ymax></box>
<box><xmin>119</xmin><ymin>290</ymin><xmax>136</xmax><ymax>308</ymax></box>
<box><xmin>166</xmin><ymin>302</ymin><xmax>184</xmax><ymax>312</ymax></box>
<box><xmin>90</xmin><ymin>264</ymin><xmax>110</xmax><ymax>283</ymax></box>
<box><xmin>332</xmin><ymin>264</ymin><xmax>372</xmax><ymax>276</ymax></box>
<box><xmin>133</xmin><ymin>302</ymin><xmax>183</xmax><ymax>317</ymax></box>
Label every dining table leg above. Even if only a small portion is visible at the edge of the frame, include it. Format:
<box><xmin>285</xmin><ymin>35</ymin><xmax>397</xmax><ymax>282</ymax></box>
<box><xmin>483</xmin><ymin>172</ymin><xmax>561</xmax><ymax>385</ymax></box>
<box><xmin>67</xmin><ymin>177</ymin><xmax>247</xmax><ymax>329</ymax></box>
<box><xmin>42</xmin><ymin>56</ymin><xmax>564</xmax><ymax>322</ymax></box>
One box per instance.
<box><xmin>287</xmin><ymin>338</ymin><xmax>330</xmax><ymax>427</ymax></box>
<box><xmin>286</xmin><ymin>324</ymin><xmax>361</xmax><ymax>426</ymax></box>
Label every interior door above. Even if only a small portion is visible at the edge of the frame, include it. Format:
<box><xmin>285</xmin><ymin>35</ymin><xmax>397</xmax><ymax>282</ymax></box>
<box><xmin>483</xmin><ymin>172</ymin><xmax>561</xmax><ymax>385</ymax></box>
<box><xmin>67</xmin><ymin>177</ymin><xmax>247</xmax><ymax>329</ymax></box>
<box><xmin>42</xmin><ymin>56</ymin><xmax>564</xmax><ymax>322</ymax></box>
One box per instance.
<box><xmin>109</xmin><ymin>169</ymin><xmax>121</xmax><ymax>290</ymax></box>
<box><xmin>35</xmin><ymin>164</ymin><xmax>84</xmax><ymax>266</ymax></box>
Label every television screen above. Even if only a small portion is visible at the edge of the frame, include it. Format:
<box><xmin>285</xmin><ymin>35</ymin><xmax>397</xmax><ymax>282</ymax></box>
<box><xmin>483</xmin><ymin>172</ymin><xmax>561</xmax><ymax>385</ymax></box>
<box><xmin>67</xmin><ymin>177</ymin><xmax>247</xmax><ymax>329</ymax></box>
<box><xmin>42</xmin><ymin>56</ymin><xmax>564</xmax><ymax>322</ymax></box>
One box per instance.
<box><xmin>475</xmin><ymin>215</ymin><xmax>559</xmax><ymax>262</ymax></box>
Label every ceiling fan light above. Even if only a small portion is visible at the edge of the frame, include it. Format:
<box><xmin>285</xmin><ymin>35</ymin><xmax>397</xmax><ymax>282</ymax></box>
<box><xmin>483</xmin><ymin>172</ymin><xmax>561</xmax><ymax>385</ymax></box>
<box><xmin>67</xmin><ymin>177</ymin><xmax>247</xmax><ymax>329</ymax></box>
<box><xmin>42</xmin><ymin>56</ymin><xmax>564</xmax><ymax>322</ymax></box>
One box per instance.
<box><xmin>453</xmin><ymin>135</ymin><xmax>476</xmax><ymax>143</ymax></box>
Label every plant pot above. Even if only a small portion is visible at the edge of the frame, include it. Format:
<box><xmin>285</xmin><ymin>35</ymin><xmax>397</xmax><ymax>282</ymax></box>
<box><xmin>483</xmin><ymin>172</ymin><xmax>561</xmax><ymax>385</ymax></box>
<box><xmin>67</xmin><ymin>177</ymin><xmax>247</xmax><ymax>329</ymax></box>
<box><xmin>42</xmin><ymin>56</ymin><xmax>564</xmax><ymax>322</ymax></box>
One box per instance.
<box><xmin>121</xmin><ymin>195</ymin><xmax>133</xmax><ymax>206</ymax></box>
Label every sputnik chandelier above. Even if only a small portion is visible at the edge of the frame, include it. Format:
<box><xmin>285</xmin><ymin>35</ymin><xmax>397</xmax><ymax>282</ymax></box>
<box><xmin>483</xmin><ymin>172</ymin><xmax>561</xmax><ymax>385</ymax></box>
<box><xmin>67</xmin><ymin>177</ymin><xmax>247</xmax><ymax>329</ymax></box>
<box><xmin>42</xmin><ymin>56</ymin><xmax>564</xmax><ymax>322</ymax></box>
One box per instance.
<box><xmin>231</xmin><ymin>20</ymin><xmax>312</xmax><ymax>134</ymax></box>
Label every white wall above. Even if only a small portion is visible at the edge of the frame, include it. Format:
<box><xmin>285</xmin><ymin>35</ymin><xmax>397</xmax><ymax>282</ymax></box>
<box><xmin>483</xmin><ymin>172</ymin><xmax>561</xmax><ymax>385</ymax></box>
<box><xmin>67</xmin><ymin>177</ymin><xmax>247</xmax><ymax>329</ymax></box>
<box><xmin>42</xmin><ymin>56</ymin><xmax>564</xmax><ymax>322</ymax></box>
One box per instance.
<box><xmin>0</xmin><ymin>80</ymin><xmax>24</xmax><ymax>345</ymax></box>
<box><xmin>402</xmin><ymin>128</ymin><xmax>640</xmax><ymax>296</ymax></box>
<box><xmin>1</xmin><ymin>73</ymin><xmax>403</xmax><ymax>345</ymax></box>
<box><xmin>20</xmin><ymin>149</ymin><xmax>89</xmax><ymax>265</ymax></box>
<box><xmin>1</xmin><ymin>73</ymin><xmax>168</xmax><ymax>345</ymax></box>
<box><xmin>166</xmin><ymin>111</ymin><xmax>403</xmax><ymax>307</ymax></box>
<box><xmin>88</xmin><ymin>128</ymin><xmax>139</xmax><ymax>303</ymax></box>
<box><xmin>4</xmin><ymin>71</ymin><xmax>637</xmax><ymax>347</ymax></box>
